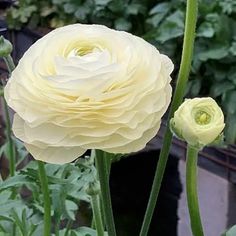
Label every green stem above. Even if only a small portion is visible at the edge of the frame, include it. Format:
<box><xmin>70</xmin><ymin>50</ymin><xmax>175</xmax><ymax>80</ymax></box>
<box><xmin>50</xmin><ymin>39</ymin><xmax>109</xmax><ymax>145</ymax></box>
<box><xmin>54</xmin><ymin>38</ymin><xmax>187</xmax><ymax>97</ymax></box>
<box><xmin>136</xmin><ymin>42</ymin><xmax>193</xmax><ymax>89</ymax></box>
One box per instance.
<box><xmin>139</xmin><ymin>0</ymin><xmax>198</xmax><ymax>235</ymax></box>
<box><xmin>38</xmin><ymin>161</ymin><xmax>51</xmax><ymax>236</ymax></box>
<box><xmin>3</xmin><ymin>99</ymin><xmax>15</xmax><ymax>177</ymax></box>
<box><xmin>90</xmin><ymin>194</ymin><xmax>104</xmax><ymax>236</ymax></box>
<box><xmin>186</xmin><ymin>145</ymin><xmax>204</xmax><ymax>236</ymax></box>
<box><xmin>95</xmin><ymin>150</ymin><xmax>116</xmax><ymax>236</ymax></box>
<box><xmin>64</xmin><ymin>220</ymin><xmax>72</xmax><ymax>236</ymax></box>
<box><xmin>3</xmin><ymin>55</ymin><xmax>15</xmax><ymax>72</ymax></box>
<box><xmin>55</xmin><ymin>219</ymin><xmax>60</xmax><ymax>236</ymax></box>
<box><xmin>91</xmin><ymin>216</ymin><xmax>95</xmax><ymax>229</ymax></box>
<box><xmin>2</xmin><ymin>55</ymin><xmax>16</xmax><ymax>177</ymax></box>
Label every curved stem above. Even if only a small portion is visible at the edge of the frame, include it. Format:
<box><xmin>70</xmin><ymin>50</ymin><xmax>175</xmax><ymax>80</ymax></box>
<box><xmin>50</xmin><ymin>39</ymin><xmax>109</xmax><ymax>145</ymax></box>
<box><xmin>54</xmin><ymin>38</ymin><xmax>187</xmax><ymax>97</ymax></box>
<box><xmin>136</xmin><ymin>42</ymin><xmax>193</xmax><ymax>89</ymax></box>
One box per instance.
<box><xmin>54</xmin><ymin>218</ymin><xmax>60</xmax><ymax>236</ymax></box>
<box><xmin>38</xmin><ymin>161</ymin><xmax>51</xmax><ymax>236</ymax></box>
<box><xmin>64</xmin><ymin>220</ymin><xmax>72</xmax><ymax>236</ymax></box>
<box><xmin>139</xmin><ymin>0</ymin><xmax>198</xmax><ymax>235</ymax></box>
<box><xmin>95</xmin><ymin>150</ymin><xmax>116</xmax><ymax>236</ymax></box>
<box><xmin>3</xmin><ymin>55</ymin><xmax>15</xmax><ymax>72</ymax></box>
<box><xmin>2</xmin><ymin>55</ymin><xmax>16</xmax><ymax>177</ymax></box>
<box><xmin>91</xmin><ymin>194</ymin><xmax>104</xmax><ymax>236</ymax></box>
<box><xmin>186</xmin><ymin>145</ymin><xmax>204</xmax><ymax>236</ymax></box>
<box><xmin>3</xmin><ymin>99</ymin><xmax>15</xmax><ymax>177</ymax></box>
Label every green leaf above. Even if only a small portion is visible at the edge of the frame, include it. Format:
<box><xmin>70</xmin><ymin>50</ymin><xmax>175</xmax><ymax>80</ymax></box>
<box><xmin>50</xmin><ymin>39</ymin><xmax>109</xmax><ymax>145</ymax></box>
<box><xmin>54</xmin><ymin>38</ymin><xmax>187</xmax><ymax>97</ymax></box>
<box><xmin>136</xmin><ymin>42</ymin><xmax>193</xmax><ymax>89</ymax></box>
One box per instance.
<box><xmin>0</xmin><ymin>190</ymin><xmax>12</xmax><ymax>204</ymax></box>
<box><xmin>74</xmin><ymin>6</ymin><xmax>90</xmax><ymax>20</ymax></box>
<box><xmin>96</xmin><ymin>0</ymin><xmax>112</xmax><ymax>5</ymax></box>
<box><xmin>65</xmin><ymin>200</ymin><xmax>78</xmax><ymax>220</ymax></box>
<box><xmin>222</xmin><ymin>225</ymin><xmax>236</xmax><ymax>236</ymax></box>
<box><xmin>40</xmin><ymin>6</ymin><xmax>56</xmax><ymax>17</ymax></box>
<box><xmin>225</xmin><ymin>113</ymin><xmax>236</xmax><ymax>144</ymax></box>
<box><xmin>64</xmin><ymin>3</ymin><xmax>76</xmax><ymax>14</ymax></box>
<box><xmin>210</xmin><ymin>81</ymin><xmax>235</xmax><ymax>97</ymax></box>
<box><xmin>187</xmin><ymin>79</ymin><xmax>202</xmax><ymax>97</ymax></box>
<box><xmin>227</xmin><ymin>66</ymin><xmax>236</xmax><ymax>84</ymax></box>
<box><xmin>223</xmin><ymin>90</ymin><xmax>236</xmax><ymax>114</ymax></box>
<box><xmin>154</xmin><ymin>10</ymin><xmax>184</xmax><ymax>42</ymax></box>
<box><xmin>0</xmin><ymin>175</ymin><xmax>31</xmax><ymax>191</ymax></box>
<box><xmin>127</xmin><ymin>3</ymin><xmax>146</xmax><ymax>15</ymax></box>
<box><xmin>149</xmin><ymin>2</ymin><xmax>171</xmax><ymax>15</ymax></box>
<box><xmin>197</xmin><ymin>46</ymin><xmax>229</xmax><ymax>61</ymax></box>
<box><xmin>0</xmin><ymin>143</ymin><xmax>7</xmax><ymax>158</ymax></box>
<box><xmin>146</xmin><ymin>13</ymin><xmax>166</xmax><ymax>27</ymax></box>
<box><xmin>70</xmin><ymin>227</ymin><xmax>107</xmax><ymax>236</ymax></box>
<box><xmin>114</xmin><ymin>18</ymin><xmax>132</xmax><ymax>31</ymax></box>
<box><xmin>197</xmin><ymin>22</ymin><xmax>214</xmax><ymax>38</ymax></box>
<box><xmin>229</xmin><ymin>42</ymin><xmax>236</xmax><ymax>56</ymax></box>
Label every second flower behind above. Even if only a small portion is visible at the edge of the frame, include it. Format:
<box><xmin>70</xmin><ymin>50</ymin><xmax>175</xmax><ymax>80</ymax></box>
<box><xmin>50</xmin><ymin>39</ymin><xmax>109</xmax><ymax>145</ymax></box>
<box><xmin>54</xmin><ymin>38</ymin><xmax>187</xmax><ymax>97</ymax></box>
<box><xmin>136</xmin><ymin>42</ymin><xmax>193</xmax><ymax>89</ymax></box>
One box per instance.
<box><xmin>170</xmin><ymin>97</ymin><xmax>225</xmax><ymax>148</ymax></box>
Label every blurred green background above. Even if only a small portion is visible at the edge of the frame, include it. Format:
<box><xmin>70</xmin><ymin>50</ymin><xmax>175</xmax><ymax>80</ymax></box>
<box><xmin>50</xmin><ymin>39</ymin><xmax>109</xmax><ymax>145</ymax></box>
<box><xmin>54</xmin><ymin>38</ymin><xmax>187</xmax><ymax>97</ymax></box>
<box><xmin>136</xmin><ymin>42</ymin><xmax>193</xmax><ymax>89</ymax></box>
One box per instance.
<box><xmin>2</xmin><ymin>0</ymin><xmax>236</xmax><ymax>144</ymax></box>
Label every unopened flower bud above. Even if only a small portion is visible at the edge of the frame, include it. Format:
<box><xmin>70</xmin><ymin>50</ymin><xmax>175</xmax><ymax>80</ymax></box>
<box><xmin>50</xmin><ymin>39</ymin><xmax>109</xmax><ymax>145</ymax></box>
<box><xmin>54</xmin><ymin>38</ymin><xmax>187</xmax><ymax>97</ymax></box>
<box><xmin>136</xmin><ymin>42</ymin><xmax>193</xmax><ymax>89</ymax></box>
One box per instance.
<box><xmin>85</xmin><ymin>180</ymin><xmax>101</xmax><ymax>196</ymax></box>
<box><xmin>170</xmin><ymin>97</ymin><xmax>225</xmax><ymax>148</ymax></box>
<box><xmin>0</xmin><ymin>36</ymin><xmax>13</xmax><ymax>57</ymax></box>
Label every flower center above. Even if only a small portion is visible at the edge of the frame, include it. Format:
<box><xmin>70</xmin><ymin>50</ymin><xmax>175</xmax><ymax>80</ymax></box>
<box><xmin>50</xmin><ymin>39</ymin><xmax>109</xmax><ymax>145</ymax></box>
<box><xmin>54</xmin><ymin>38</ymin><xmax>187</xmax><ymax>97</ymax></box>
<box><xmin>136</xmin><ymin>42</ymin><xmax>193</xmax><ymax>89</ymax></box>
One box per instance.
<box><xmin>194</xmin><ymin>111</ymin><xmax>211</xmax><ymax>125</ymax></box>
<box><xmin>77</xmin><ymin>46</ymin><xmax>95</xmax><ymax>56</ymax></box>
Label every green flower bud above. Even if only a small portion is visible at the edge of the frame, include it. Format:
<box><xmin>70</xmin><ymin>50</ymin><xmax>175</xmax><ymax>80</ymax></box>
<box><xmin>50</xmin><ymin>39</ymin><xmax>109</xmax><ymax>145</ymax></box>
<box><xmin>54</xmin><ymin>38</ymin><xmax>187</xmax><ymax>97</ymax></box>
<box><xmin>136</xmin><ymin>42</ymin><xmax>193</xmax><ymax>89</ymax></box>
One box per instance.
<box><xmin>0</xmin><ymin>36</ymin><xmax>13</xmax><ymax>57</ymax></box>
<box><xmin>85</xmin><ymin>180</ymin><xmax>101</xmax><ymax>196</ymax></box>
<box><xmin>170</xmin><ymin>97</ymin><xmax>225</xmax><ymax>148</ymax></box>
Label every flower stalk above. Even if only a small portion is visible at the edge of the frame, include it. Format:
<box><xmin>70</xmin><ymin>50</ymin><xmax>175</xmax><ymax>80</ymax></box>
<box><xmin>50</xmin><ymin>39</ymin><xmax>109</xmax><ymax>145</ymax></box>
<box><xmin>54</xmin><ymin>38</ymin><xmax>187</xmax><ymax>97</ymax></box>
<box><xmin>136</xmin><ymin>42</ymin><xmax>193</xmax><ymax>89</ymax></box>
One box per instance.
<box><xmin>3</xmin><ymin>55</ymin><xmax>15</xmax><ymax>73</ymax></box>
<box><xmin>90</xmin><ymin>193</ymin><xmax>104</xmax><ymax>236</ymax></box>
<box><xmin>3</xmin><ymin>99</ymin><xmax>15</xmax><ymax>177</ymax></box>
<box><xmin>86</xmin><ymin>178</ymin><xmax>104</xmax><ymax>236</ymax></box>
<box><xmin>1</xmin><ymin>41</ymin><xmax>16</xmax><ymax>177</ymax></box>
<box><xmin>95</xmin><ymin>150</ymin><xmax>116</xmax><ymax>236</ymax></box>
<box><xmin>38</xmin><ymin>161</ymin><xmax>51</xmax><ymax>236</ymax></box>
<box><xmin>186</xmin><ymin>145</ymin><xmax>204</xmax><ymax>236</ymax></box>
<box><xmin>139</xmin><ymin>0</ymin><xmax>198</xmax><ymax>235</ymax></box>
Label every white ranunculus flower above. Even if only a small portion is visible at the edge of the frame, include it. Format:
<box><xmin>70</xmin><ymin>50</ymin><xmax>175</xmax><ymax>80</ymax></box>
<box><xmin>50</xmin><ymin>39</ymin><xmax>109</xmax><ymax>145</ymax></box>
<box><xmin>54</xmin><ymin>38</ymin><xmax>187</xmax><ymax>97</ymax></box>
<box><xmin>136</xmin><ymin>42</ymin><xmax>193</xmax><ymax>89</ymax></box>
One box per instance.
<box><xmin>5</xmin><ymin>24</ymin><xmax>173</xmax><ymax>164</ymax></box>
<box><xmin>170</xmin><ymin>97</ymin><xmax>225</xmax><ymax>148</ymax></box>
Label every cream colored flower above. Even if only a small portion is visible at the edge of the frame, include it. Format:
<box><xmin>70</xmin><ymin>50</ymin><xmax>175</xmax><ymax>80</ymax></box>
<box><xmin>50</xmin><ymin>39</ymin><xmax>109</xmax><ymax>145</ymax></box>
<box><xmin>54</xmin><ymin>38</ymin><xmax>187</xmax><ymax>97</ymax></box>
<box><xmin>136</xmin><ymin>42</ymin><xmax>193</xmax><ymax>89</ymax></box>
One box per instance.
<box><xmin>170</xmin><ymin>97</ymin><xmax>225</xmax><ymax>148</ymax></box>
<box><xmin>5</xmin><ymin>24</ymin><xmax>173</xmax><ymax>164</ymax></box>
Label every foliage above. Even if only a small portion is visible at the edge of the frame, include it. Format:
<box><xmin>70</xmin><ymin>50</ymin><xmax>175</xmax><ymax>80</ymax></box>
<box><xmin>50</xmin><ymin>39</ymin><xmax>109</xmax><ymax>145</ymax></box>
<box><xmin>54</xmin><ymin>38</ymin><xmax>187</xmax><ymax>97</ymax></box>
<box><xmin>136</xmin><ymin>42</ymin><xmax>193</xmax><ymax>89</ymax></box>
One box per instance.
<box><xmin>222</xmin><ymin>225</ymin><xmax>236</xmax><ymax>236</ymax></box>
<box><xmin>0</xmin><ymin>139</ymin><xmax>99</xmax><ymax>235</ymax></box>
<box><xmin>6</xmin><ymin>0</ymin><xmax>152</xmax><ymax>34</ymax></box>
<box><xmin>143</xmin><ymin>0</ymin><xmax>236</xmax><ymax>143</ymax></box>
<box><xmin>5</xmin><ymin>0</ymin><xmax>236</xmax><ymax>143</ymax></box>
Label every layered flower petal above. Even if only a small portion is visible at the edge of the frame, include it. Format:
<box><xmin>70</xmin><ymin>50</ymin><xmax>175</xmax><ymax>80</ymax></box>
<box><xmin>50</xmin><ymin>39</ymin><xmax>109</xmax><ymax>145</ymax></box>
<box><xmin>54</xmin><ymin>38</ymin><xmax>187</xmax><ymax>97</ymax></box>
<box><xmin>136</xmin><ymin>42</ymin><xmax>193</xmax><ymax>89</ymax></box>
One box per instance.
<box><xmin>170</xmin><ymin>97</ymin><xmax>225</xmax><ymax>148</ymax></box>
<box><xmin>5</xmin><ymin>24</ymin><xmax>173</xmax><ymax>163</ymax></box>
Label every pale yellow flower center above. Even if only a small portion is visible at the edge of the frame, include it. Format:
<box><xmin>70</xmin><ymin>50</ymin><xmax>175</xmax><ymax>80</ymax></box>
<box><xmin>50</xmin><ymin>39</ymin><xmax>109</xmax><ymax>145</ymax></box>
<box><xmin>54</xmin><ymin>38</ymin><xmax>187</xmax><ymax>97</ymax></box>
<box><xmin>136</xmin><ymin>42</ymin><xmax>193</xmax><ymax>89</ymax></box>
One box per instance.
<box><xmin>194</xmin><ymin>111</ymin><xmax>211</xmax><ymax>125</ymax></box>
<box><xmin>68</xmin><ymin>46</ymin><xmax>97</xmax><ymax>57</ymax></box>
<box><xmin>77</xmin><ymin>46</ymin><xmax>95</xmax><ymax>56</ymax></box>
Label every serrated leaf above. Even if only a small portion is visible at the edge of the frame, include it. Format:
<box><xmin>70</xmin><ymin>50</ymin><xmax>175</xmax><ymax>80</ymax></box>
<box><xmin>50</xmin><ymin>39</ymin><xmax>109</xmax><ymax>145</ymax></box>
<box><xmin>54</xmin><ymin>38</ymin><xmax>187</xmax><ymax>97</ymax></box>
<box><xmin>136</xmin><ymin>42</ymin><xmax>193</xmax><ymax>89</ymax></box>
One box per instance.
<box><xmin>0</xmin><ymin>175</ymin><xmax>31</xmax><ymax>191</ymax></box>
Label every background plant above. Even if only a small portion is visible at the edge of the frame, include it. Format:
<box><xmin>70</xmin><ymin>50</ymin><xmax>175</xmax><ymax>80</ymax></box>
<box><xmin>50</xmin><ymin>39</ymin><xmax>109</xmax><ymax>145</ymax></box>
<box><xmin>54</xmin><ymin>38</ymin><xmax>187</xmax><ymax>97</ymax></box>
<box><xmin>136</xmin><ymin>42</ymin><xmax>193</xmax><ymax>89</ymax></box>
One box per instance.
<box><xmin>6</xmin><ymin>0</ymin><xmax>236</xmax><ymax>143</ymax></box>
<box><xmin>0</xmin><ymin>138</ymin><xmax>99</xmax><ymax>236</ymax></box>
